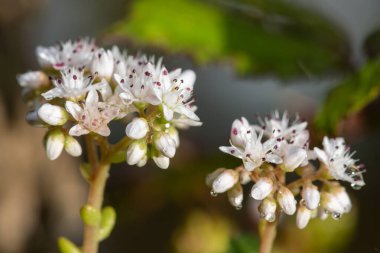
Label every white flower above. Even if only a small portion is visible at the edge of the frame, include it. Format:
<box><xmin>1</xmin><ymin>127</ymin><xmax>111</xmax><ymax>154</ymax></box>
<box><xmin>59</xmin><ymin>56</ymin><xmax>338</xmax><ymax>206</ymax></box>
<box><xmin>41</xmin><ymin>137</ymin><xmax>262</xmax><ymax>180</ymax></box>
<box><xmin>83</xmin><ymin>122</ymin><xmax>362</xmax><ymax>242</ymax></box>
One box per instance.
<box><xmin>17</xmin><ymin>71</ymin><xmax>49</xmax><ymax>89</ymax></box>
<box><xmin>45</xmin><ymin>129</ymin><xmax>65</xmax><ymax>160</ymax></box>
<box><xmin>91</xmin><ymin>49</ymin><xmax>114</xmax><ymax>80</ymax></box>
<box><xmin>281</xmin><ymin>145</ymin><xmax>307</xmax><ymax>172</ymax></box>
<box><xmin>99</xmin><ymin>81</ymin><xmax>131</xmax><ymax>119</ymax></box>
<box><xmin>228</xmin><ymin>185</ymin><xmax>243</xmax><ymax>208</ymax></box>
<box><xmin>277</xmin><ymin>186</ymin><xmax>297</xmax><ymax>215</ymax></box>
<box><xmin>64</xmin><ymin>135</ymin><xmax>82</xmax><ymax>157</ymax></box>
<box><xmin>38</xmin><ymin>103</ymin><xmax>68</xmax><ymax>126</ymax></box>
<box><xmin>112</xmin><ymin>46</ymin><xmax>128</xmax><ymax>76</ymax></box>
<box><xmin>230</xmin><ymin>117</ymin><xmax>253</xmax><ymax>148</ymax></box>
<box><xmin>42</xmin><ymin>67</ymin><xmax>103</xmax><ymax>101</ymax></box>
<box><xmin>65</xmin><ymin>89</ymin><xmax>119</xmax><ymax>136</ymax></box>
<box><xmin>250</xmin><ymin>177</ymin><xmax>273</xmax><ymax>200</ymax></box>
<box><xmin>126</xmin><ymin>140</ymin><xmax>147</xmax><ymax>166</ymax></box>
<box><xmin>153</xmin><ymin>155</ymin><xmax>170</xmax><ymax>169</ymax></box>
<box><xmin>154</xmin><ymin>132</ymin><xmax>177</xmax><ymax>158</ymax></box>
<box><xmin>314</xmin><ymin>137</ymin><xmax>365</xmax><ymax>187</ymax></box>
<box><xmin>125</xmin><ymin>118</ymin><xmax>149</xmax><ymax>140</ymax></box>
<box><xmin>171</xmin><ymin>106</ymin><xmax>202</xmax><ymax>129</ymax></box>
<box><xmin>301</xmin><ymin>184</ymin><xmax>320</xmax><ymax>210</ymax></box>
<box><xmin>220</xmin><ymin>130</ymin><xmax>282</xmax><ymax>171</ymax></box>
<box><xmin>259</xmin><ymin>197</ymin><xmax>277</xmax><ymax>222</ymax></box>
<box><xmin>211</xmin><ymin>169</ymin><xmax>239</xmax><ymax>194</ymax></box>
<box><xmin>296</xmin><ymin>205</ymin><xmax>312</xmax><ymax>229</ymax></box>
<box><xmin>36</xmin><ymin>37</ymin><xmax>96</xmax><ymax>69</ymax></box>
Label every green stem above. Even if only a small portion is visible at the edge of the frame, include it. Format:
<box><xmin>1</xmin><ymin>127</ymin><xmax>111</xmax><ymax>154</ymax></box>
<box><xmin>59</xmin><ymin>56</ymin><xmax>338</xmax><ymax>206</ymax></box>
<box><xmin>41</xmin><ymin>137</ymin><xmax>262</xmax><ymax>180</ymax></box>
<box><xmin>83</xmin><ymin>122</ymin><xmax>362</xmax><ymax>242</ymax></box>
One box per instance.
<box><xmin>259</xmin><ymin>220</ymin><xmax>277</xmax><ymax>253</ymax></box>
<box><xmin>82</xmin><ymin>136</ymin><xmax>111</xmax><ymax>253</ymax></box>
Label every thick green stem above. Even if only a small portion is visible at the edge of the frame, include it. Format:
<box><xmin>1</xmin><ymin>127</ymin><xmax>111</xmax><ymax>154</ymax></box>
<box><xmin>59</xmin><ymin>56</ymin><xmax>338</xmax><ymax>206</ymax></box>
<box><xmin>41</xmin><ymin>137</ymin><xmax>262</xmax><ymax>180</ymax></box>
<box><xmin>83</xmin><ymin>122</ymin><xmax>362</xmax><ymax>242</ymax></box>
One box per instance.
<box><xmin>259</xmin><ymin>220</ymin><xmax>277</xmax><ymax>253</ymax></box>
<box><xmin>82</xmin><ymin>136</ymin><xmax>111</xmax><ymax>253</ymax></box>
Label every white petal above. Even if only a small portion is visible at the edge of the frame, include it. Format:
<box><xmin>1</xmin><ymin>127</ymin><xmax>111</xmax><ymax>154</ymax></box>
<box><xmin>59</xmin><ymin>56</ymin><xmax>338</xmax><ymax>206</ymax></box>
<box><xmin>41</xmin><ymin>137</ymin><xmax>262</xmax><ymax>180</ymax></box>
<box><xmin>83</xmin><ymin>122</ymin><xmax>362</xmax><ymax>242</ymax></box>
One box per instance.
<box><xmin>94</xmin><ymin>125</ymin><xmax>111</xmax><ymax>136</ymax></box>
<box><xmin>283</xmin><ymin>146</ymin><xmax>307</xmax><ymax>171</ymax></box>
<box><xmin>86</xmin><ymin>89</ymin><xmax>99</xmax><ymax>107</ymax></box>
<box><xmin>265</xmin><ymin>153</ymin><xmax>283</xmax><ymax>164</ymax></box>
<box><xmin>314</xmin><ymin>147</ymin><xmax>328</xmax><ymax>165</ymax></box>
<box><xmin>296</xmin><ymin>205</ymin><xmax>311</xmax><ymax>229</ymax></box>
<box><xmin>126</xmin><ymin>141</ymin><xmax>147</xmax><ymax>165</ymax></box>
<box><xmin>64</xmin><ymin>135</ymin><xmax>82</xmax><ymax>157</ymax></box>
<box><xmin>174</xmin><ymin>105</ymin><xmax>200</xmax><ymax>121</ymax></box>
<box><xmin>154</xmin><ymin>133</ymin><xmax>176</xmax><ymax>158</ymax></box>
<box><xmin>42</xmin><ymin>87</ymin><xmax>62</xmax><ymax>100</ymax></box>
<box><xmin>302</xmin><ymin>184</ymin><xmax>320</xmax><ymax>210</ymax></box>
<box><xmin>163</xmin><ymin>105</ymin><xmax>174</xmax><ymax>121</ymax></box>
<box><xmin>277</xmin><ymin>186</ymin><xmax>297</xmax><ymax>215</ymax></box>
<box><xmin>65</xmin><ymin>101</ymin><xmax>83</xmax><ymax>121</ymax></box>
<box><xmin>69</xmin><ymin>124</ymin><xmax>90</xmax><ymax>136</ymax></box>
<box><xmin>153</xmin><ymin>155</ymin><xmax>170</xmax><ymax>169</ymax></box>
<box><xmin>219</xmin><ymin>146</ymin><xmax>243</xmax><ymax>159</ymax></box>
<box><xmin>46</xmin><ymin>129</ymin><xmax>65</xmax><ymax>160</ymax></box>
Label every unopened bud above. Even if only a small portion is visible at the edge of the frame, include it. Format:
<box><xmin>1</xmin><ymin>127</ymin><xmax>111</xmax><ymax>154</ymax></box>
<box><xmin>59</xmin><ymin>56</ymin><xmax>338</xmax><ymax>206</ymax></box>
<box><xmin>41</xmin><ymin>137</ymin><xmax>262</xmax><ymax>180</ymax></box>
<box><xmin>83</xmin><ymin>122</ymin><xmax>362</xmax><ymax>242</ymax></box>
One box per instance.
<box><xmin>206</xmin><ymin>168</ymin><xmax>225</xmax><ymax>187</ymax></box>
<box><xmin>136</xmin><ymin>155</ymin><xmax>148</xmax><ymax>167</ymax></box>
<box><xmin>45</xmin><ymin>129</ymin><xmax>65</xmax><ymax>160</ymax></box>
<box><xmin>17</xmin><ymin>71</ymin><xmax>49</xmax><ymax>89</ymax></box>
<box><xmin>168</xmin><ymin>127</ymin><xmax>180</xmax><ymax>147</ymax></box>
<box><xmin>296</xmin><ymin>205</ymin><xmax>311</xmax><ymax>229</ymax></box>
<box><xmin>125</xmin><ymin>117</ymin><xmax>149</xmax><ymax>139</ymax></box>
<box><xmin>239</xmin><ymin>169</ymin><xmax>251</xmax><ymax>185</ymax></box>
<box><xmin>277</xmin><ymin>186</ymin><xmax>297</xmax><ymax>215</ymax></box>
<box><xmin>153</xmin><ymin>155</ymin><xmax>170</xmax><ymax>169</ymax></box>
<box><xmin>126</xmin><ymin>140</ymin><xmax>147</xmax><ymax>165</ymax></box>
<box><xmin>259</xmin><ymin>197</ymin><xmax>277</xmax><ymax>222</ymax></box>
<box><xmin>228</xmin><ymin>184</ymin><xmax>243</xmax><ymax>208</ymax></box>
<box><xmin>212</xmin><ymin>169</ymin><xmax>239</xmax><ymax>193</ymax></box>
<box><xmin>301</xmin><ymin>184</ymin><xmax>320</xmax><ymax>210</ymax></box>
<box><xmin>38</xmin><ymin>103</ymin><xmax>68</xmax><ymax>126</ymax></box>
<box><xmin>320</xmin><ymin>192</ymin><xmax>345</xmax><ymax>214</ymax></box>
<box><xmin>64</xmin><ymin>135</ymin><xmax>82</xmax><ymax>157</ymax></box>
<box><xmin>250</xmin><ymin>177</ymin><xmax>273</xmax><ymax>200</ymax></box>
<box><xmin>154</xmin><ymin>132</ymin><xmax>176</xmax><ymax>158</ymax></box>
<box><xmin>331</xmin><ymin>186</ymin><xmax>352</xmax><ymax>213</ymax></box>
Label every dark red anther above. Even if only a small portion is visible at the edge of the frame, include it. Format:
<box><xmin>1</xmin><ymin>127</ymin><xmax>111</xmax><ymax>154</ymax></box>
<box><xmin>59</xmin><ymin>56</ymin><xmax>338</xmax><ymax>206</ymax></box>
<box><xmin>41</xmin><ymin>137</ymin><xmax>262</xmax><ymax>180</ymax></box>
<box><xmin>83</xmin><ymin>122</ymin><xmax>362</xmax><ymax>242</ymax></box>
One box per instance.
<box><xmin>232</xmin><ymin>128</ymin><xmax>238</xmax><ymax>135</ymax></box>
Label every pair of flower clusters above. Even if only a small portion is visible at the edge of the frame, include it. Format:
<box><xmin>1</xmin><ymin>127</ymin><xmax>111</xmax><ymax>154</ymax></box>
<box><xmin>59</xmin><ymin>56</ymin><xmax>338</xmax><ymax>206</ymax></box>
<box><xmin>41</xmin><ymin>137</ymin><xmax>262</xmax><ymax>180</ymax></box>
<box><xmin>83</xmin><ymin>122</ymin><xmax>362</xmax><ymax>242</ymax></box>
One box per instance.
<box><xmin>206</xmin><ymin>112</ymin><xmax>365</xmax><ymax>229</ymax></box>
<box><xmin>17</xmin><ymin>37</ymin><xmax>201</xmax><ymax>168</ymax></box>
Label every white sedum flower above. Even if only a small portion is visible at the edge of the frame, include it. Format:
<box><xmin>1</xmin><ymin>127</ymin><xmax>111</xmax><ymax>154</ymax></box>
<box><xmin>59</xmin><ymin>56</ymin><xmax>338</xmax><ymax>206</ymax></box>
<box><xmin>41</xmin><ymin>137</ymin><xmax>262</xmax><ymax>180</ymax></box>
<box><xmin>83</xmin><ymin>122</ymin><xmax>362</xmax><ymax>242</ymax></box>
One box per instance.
<box><xmin>314</xmin><ymin>137</ymin><xmax>365</xmax><ymax>187</ymax></box>
<box><xmin>65</xmin><ymin>89</ymin><xmax>119</xmax><ymax>136</ymax></box>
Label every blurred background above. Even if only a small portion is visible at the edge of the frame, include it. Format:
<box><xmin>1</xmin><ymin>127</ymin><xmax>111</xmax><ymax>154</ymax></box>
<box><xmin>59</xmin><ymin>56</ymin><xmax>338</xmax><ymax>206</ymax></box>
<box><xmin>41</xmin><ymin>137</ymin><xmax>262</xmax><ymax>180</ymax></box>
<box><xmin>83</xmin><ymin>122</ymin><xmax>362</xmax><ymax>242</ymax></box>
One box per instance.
<box><xmin>1</xmin><ymin>0</ymin><xmax>380</xmax><ymax>252</ymax></box>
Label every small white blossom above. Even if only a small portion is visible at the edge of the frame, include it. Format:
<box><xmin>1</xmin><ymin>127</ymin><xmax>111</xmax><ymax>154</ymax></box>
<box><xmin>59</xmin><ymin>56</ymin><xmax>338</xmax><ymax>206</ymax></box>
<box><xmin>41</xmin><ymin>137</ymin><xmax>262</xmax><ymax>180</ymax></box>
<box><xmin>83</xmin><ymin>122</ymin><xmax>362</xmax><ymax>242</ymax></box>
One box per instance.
<box><xmin>250</xmin><ymin>177</ymin><xmax>273</xmax><ymax>200</ymax></box>
<box><xmin>296</xmin><ymin>205</ymin><xmax>312</xmax><ymax>229</ymax></box>
<box><xmin>314</xmin><ymin>137</ymin><xmax>365</xmax><ymax>187</ymax></box>
<box><xmin>36</xmin><ymin>37</ymin><xmax>96</xmax><ymax>69</ymax></box>
<box><xmin>125</xmin><ymin>117</ymin><xmax>149</xmax><ymax>140</ymax></box>
<box><xmin>281</xmin><ymin>145</ymin><xmax>307</xmax><ymax>172</ymax></box>
<box><xmin>64</xmin><ymin>135</ymin><xmax>82</xmax><ymax>157</ymax></box>
<box><xmin>259</xmin><ymin>197</ymin><xmax>277</xmax><ymax>222</ymax></box>
<box><xmin>212</xmin><ymin>169</ymin><xmax>239</xmax><ymax>194</ymax></box>
<box><xmin>91</xmin><ymin>49</ymin><xmax>114</xmax><ymax>80</ymax></box>
<box><xmin>45</xmin><ymin>129</ymin><xmax>65</xmax><ymax>160</ymax></box>
<box><xmin>154</xmin><ymin>132</ymin><xmax>177</xmax><ymax>158</ymax></box>
<box><xmin>42</xmin><ymin>67</ymin><xmax>103</xmax><ymax>101</ymax></box>
<box><xmin>301</xmin><ymin>184</ymin><xmax>320</xmax><ymax>210</ymax></box>
<box><xmin>277</xmin><ymin>186</ymin><xmax>297</xmax><ymax>215</ymax></box>
<box><xmin>126</xmin><ymin>140</ymin><xmax>147</xmax><ymax>166</ymax></box>
<box><xmin>38</xmin><ymin>103</ymin><xmax>68</xmax><ymax>126</ymax></box>
<box><xmin>17</xmin><ymin>71</ymin><xmax>49</xmax><ymax>89</ymax></box>
<box><xmin>230</xmin><ymin>117</ymin><xmax>253</xmax><ymax>148</ymax></box>
<box><xmin>65</xmin><ymin>89</ymin><xmax>119</xmax><ymax>136</ymax></box>
<box><xmin>153</xmin><ymin>155</ymin><xmax>170</xmax><ymax>169</ymax></box>
<box><xmin>331</xmin><ymin>186</ymin><xmax>352</xmax><ymax>213</ymax></box>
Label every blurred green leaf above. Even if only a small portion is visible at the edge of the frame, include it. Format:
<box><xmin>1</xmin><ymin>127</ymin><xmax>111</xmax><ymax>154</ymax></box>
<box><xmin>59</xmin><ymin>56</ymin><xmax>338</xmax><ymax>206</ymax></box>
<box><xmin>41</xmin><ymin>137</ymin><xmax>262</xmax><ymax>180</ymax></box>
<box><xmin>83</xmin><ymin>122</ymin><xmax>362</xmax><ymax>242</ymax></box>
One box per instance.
<box><xmin>227</xmin><ymin>233</ymin><xmax>259</xmax><ymax>253</ymax></box>
<box><xmin>107</xmin><ymin>0</ymin><xmax>349</xmax><ymax>77</ymax></box>
<box><xmin>364</xmin><ymin>28</ymin><xmax>380</xmax><ymax>59</ymax></box>
<box><xmin>315</xmin><ymin>60</ymin><xmax>380</xmax><ymax>134</ymax></box>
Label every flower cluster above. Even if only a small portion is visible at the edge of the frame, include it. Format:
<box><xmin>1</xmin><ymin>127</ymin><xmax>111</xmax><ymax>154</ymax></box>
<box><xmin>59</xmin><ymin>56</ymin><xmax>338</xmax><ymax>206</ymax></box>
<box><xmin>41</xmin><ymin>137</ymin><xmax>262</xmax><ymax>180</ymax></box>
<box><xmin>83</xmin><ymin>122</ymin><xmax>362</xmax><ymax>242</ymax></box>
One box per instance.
<box><xmin>206</xmin><ymin>111</ymin><xmax>365</xmax><ymax>229</ymax></box>
<box><xmin>18</xmin><ymin>37</ymin><xmax>201</xmax><ymax>168</ymax></box>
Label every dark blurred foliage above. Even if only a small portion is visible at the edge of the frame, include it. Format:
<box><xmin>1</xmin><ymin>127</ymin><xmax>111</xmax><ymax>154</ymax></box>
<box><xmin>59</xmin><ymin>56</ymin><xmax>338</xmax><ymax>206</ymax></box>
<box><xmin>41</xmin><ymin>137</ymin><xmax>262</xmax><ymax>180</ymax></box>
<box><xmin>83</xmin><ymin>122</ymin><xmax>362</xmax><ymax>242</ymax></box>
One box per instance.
<box><xmin>1</xmin><ymin>0</ymin><xmax>380</xmax><ymax>253</ymax></box>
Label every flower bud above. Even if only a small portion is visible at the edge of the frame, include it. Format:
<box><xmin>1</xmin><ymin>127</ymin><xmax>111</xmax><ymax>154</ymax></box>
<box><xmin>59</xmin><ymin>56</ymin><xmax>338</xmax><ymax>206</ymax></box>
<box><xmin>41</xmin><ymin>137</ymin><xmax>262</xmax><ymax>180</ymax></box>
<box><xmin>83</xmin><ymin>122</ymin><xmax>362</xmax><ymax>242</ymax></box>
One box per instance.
<box><xmin>320</xmin><ymin>192</ymin><xmax>345</xmax><ymax>214</ymax></box>
<box><xmin>317</xmin><ymin>207</ymin><xmax>329</xmax><ymax>220</ymax></box>
<box><xmin>136</xmin><ymin>155</ymin><xmax>148</xmax><ymax>167</ymax></box>
<box><xmin>153</xmin><ymin>155</ymin><xmax>170</xmax><ymax>169</ymax></box>
<box><xmin>38</xmin><ymin>103</ymin><xmax>68</xmax><ymax>126</ymax></box>
<box><xmin>239</xmin><ymin>169</ymin><xmax>251</xmax><ymax>185</ymax></box>
<box><xmin>277</xmin><ymin>186</ymin><xmax>297</xmax><ymax>215</ymax></box>
<box><xmin>91</xmin><ymin>49</ymin><xmax>114</xmax><ymax>80</ymax></box>
<box><xmin>17</xmin><ymin>71</ymin><xmax>49</xmax><ymax>89</ymax></box>
<box><xmin>212</xmin><ymin>169</ymin><xmax>239</xmax><ymax>194</ymax></box>
<box><xmin>227</xmin><ymin>184</ymin><xmax>243</xmax><ymax>208</ymax></box>
<box><xmin>125</xmin><ymin>117</ymin><xmax>149</xmax><ymax>139</ymax></box>
<box><xmin>259</xmin><ymin>197</ymin><xmax>277</xmax><ymax>222</ymax></box>
<box><xmin>58</xmin><ymin>237</ymin><xmax>81</xmax><ymax>253</ymax></box>
<box><xmin>26</xmin><ymin>110</ymin><xmax>44</xmax><ymax>127</ymax></box>
<box><xmin>331</xmin><ymin>187</ymin><xmax>352</xmax><ymax>213</ymax></box>
<box><xmin>206</xmin><ymin>168</ymin><xmax>225</xmax><ymax>187</ymax></box>
<box><xmin>64</xmin><ymin>135</ymin><xmax>82</xmax><ymax>157</ymax></box>
<box><xmin>296</xmin><ymin>205</ymin><xmax>311</xmax><ymax>229</ymax></box>
<box><xmin>154</xmin><ymin>133</ymin><xmax>176</xmax><ymax>158</ymax></box>
<box><xmin>250</xmin><ymin>177</ymin><xmax>273</xmax><ymax>200</ymax></box>
<box><xmin>45</xmin><ymin>129</ymin><xmax>65</xmax><ymax>160</ymax></box>
<box><xmin>301</xmin><ymin>184</ymin><xmax>320</xmax><ymax>210</ymax></box>
<box><xmin>126</xmin><ymin>140</ymin><xmax>147</xmax><ymax>165</ymax></box>
<box><xmin>168</xmin><ymin>127</ymin><xmax>180</xmax><ymax>147</ymax></box>
<box><xmin>282</xmin><ymin>146</ymin><xmax>307</xmax><ymax>172</ymax></box>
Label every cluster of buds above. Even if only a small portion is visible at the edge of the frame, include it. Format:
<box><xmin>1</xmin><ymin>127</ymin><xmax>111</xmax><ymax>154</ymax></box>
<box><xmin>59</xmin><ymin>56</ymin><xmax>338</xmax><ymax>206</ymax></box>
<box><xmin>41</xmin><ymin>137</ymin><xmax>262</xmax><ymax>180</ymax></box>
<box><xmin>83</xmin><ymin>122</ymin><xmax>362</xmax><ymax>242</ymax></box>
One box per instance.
<box><xmin>206</xmin><ymin>112</ymin><xmax>365</xmax><ymax>229</ymax></box>
<box><xmin>18</xmin><ymin>37</ymin><xmax>201</xmax><ymax>168</ymax></box>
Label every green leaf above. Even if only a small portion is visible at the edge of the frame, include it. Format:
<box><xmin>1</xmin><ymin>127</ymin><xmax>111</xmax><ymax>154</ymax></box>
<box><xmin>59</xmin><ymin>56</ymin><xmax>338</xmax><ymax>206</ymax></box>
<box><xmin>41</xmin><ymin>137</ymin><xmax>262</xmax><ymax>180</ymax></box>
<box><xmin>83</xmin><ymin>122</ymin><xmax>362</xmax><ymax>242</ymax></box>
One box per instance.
<box><xmin>57</xmin><ymin>237</ymin><xmax>81</xmax><ymax>253</ymax></box>
<box><xmin>80</xmin><ymin>205</ymin><xmax>101</xmax><ymax>227</ymax></box>
<box><xmin>227</xmin><ymin>233</ymin><xmax>259</xmax><ymax>253</ymax></box>
<box><xmin>315</xmin><ymin>60</ymin><xmax>380</xmax><ymax>134</ymax></box>
<box><xmin>107</xmin><ymin>0</ymin><xmax>348</xmax><ymax>77</ymax></box>
<box><xmin>98</xmin><ymin>206</ymin><xmax>117</xmax><ymax>241</ymax></box>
